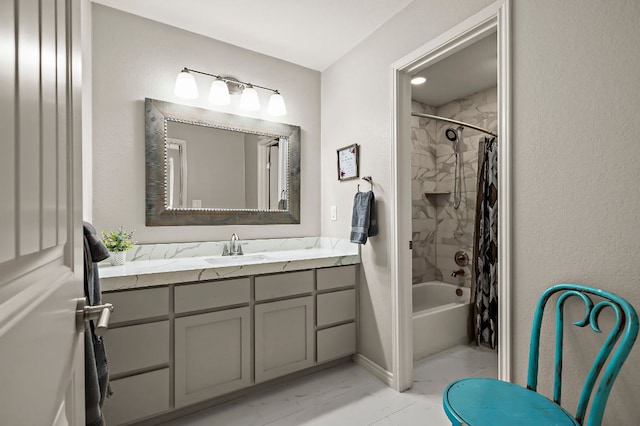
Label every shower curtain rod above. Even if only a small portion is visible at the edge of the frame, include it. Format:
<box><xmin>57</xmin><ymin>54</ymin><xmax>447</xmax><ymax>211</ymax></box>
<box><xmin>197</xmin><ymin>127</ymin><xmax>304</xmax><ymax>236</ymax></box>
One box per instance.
<box><xmin>411</xmin><ymin>112</ymin><xmax>497</xmax><ymax>137</ymax></box>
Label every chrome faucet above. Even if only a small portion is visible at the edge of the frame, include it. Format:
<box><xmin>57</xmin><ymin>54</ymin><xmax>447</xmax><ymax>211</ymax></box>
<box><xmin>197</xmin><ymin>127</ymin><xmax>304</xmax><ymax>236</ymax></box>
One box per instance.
<box><xmin>451</xmin><ymin>269</ymin><xmax>465</xmax><ymax>277</ymax></box>
<box><xmin>229</xmin><ymin>233</ymin><xmax>243</xmax><ymax>256</ymax></box>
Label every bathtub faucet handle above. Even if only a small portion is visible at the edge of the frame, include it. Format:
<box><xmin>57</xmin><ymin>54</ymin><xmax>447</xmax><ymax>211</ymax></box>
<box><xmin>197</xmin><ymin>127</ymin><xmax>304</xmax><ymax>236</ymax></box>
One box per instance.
<box><xmin>451</xmin><ymin>269</ymin><xmax>465</xmax><ymax>277</ymax></box>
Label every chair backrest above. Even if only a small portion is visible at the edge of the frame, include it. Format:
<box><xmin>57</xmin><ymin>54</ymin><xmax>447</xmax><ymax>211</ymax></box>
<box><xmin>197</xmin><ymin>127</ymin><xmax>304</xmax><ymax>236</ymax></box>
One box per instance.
<box><xmin>526</xmin><ymin>283</ymin><xmax>638</xmax><ymax>426</ymax></box>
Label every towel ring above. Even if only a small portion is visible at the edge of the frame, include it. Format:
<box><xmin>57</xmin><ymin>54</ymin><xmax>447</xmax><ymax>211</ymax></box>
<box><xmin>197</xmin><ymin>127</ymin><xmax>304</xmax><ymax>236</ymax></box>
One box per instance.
<box><xmin>358</xmin><ymin>176</ymin><xmax>373</xmax><ymax>192</ymax></box>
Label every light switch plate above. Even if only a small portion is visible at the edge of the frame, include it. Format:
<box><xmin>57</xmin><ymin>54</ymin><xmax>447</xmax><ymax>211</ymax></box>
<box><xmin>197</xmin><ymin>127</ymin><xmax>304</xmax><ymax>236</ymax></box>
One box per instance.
<box><xmin>330</xmin><ymin>205</ymin><xmax>337</xmax><ymax>221</ymax></box>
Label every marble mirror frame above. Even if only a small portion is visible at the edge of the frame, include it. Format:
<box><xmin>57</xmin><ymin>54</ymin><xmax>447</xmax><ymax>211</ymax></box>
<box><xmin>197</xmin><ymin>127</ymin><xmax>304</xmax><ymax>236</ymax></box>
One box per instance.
<box><xmin>145</xmin><ymin>98</ymin><xmax>301</xmax><ymax>226</ymax></box>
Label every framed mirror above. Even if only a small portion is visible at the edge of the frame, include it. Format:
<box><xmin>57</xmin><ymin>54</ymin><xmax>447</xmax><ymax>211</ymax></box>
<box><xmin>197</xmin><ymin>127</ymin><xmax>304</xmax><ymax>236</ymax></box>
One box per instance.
<box><xmin>145</xmin><ymin>98</ymin><xmax>300</xmax><ymax>226</ymax></box>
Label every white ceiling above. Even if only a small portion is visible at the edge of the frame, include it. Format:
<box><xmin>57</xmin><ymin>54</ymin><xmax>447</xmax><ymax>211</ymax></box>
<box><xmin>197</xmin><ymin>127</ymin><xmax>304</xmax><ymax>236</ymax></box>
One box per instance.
<box><xmin>91</xmin><ymin>0</ymin><xmax>414</xmax><ymax>71</ymax></box>
<box><xmin>411</xmin><ymin>32</ymin><xmax>497</xmax><ymax>107</ymax></box>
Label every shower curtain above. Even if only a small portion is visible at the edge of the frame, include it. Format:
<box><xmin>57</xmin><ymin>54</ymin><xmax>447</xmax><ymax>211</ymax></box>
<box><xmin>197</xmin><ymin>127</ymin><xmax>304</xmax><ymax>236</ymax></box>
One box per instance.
<box><xmin>472</xmin><ymin>136</ymin><xmax>498</xmax><ymax>349</ymax></box>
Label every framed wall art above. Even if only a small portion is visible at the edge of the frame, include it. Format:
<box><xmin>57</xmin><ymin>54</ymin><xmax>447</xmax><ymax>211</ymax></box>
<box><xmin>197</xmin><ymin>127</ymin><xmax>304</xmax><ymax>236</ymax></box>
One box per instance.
<box><xmin>337</xmin><ymin>143</ymin><xmax>359</xmax><ymax>181</ymax></box>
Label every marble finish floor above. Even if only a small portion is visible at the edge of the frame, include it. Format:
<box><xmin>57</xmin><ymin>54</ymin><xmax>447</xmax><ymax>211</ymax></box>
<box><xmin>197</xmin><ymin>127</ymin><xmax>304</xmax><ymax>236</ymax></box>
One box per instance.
<box><xmin>163</xmin><ymin>345</ymin><xmax>497</xmax><ymax>426</ymax></box>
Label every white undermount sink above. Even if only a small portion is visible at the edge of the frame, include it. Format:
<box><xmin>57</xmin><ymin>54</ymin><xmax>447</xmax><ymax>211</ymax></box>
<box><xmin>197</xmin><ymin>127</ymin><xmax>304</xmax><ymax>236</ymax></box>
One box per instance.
<box><xmin>204</xmin><ymin>253</ymin><xmax>273</xmax><ymax>265</ymax></box>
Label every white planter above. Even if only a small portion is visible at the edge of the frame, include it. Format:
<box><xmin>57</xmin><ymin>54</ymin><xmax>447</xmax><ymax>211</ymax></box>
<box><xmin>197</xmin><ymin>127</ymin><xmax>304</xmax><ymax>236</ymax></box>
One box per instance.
<box><xmin>109</xmin><ymin>251</ymin><xmax>127</xmax><ymax>266</ymax></box>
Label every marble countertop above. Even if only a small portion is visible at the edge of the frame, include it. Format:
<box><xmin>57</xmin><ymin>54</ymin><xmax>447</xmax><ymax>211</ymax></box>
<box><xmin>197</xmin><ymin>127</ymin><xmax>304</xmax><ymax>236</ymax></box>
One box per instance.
<box><xmin>100</xmin><ymin>237</ymin><xmax>360</xmax><ymax>292</ymax></box>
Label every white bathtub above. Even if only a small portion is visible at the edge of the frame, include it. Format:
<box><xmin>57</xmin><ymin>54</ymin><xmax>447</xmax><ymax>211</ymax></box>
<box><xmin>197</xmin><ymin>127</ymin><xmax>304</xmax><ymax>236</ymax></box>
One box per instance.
<box><xmin>413</xmin><ymin>281</ymin><xmax>471</xmax><ymax>361</ymax></box>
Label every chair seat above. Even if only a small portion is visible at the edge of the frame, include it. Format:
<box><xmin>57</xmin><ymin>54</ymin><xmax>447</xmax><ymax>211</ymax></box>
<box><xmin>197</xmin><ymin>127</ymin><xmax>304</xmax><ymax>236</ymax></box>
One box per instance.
<box><xmin>443</xmin><ymin>378</ymin><xmax>580</xmax><ymax>426</ymax></box>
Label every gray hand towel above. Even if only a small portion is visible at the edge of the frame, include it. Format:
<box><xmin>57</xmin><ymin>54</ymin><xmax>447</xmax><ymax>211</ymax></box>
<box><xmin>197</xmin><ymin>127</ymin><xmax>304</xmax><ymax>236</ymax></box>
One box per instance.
<box><xmin>350</xmin><ymin>191</ymin><xmax>378</xmax><ymax>244</ymax></box>
<box><xmin>83</xmin><ymin>221</ymin><xmax>111</xmax><ymax>426</ymax></box>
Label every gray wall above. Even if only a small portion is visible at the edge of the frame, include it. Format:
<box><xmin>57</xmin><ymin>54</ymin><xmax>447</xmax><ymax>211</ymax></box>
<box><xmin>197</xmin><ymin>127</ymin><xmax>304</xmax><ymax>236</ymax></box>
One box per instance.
<box><xmin>321</xmin><ymin>0</ymin><xmax>640</xmax><ymax>423</ymax></box>
<box><xmin>321</xmin><ymin>0</ymin><xmax>496</xmax><ymax>379</ymax></box>
<box><xmin>92</xmin><ymin>4</ymin><xmax>321</xmax><ymax>242</ymax></box>
<box><xmin>511</xmin><ymin>2</ymin><xmax>640</xmax><ymax>423</ymax></box>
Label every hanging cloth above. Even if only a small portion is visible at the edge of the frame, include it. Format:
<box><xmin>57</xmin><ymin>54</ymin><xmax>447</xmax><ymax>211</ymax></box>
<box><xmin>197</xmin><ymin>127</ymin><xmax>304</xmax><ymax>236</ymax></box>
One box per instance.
<box><xmin>350</xmin><ymin>190</ymin><xmax>378</xmax><ymax>244</ymax></box>
<box><xmin>83</xmin><ymin>222</ymin><xmax>111</xmax><ymax>426</ymax></box>
<box><xmin>471</xmin><ymin>136</ymin><xmax>498</xmax><ymax>349</ymax></box>
<box><xmin>277</xmin><ymin>190</ymin><xmax>287</xmax><ymax>210</ymax></box>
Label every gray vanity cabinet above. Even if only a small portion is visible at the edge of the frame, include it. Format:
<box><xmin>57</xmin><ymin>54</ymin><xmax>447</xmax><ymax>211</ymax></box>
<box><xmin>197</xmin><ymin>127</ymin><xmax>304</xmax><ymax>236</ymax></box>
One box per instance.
<box><xmin>173</xmin><ymin>278</ymin><xmax>251</xmax><ymax>407</ymax></box>
<box><xmin>255</xmin><ymin>296</ymin><xmax>315</xmax><ymax>382</ymax></box>
<box><xmin>101</xmin><ymin>264</ymin><xmax>356</xmax><ymax>424</ymax></box>
<box><xmin>254</xmin><ymin>270</ymin><xmax>315</xmax><ymax>382</ymax></box>
<box><xmin>101</xmin><ymin>287</ymin><xmax>171</xmax><ymax>425</ymax></box>
<box><xmin>316</xmin><ymin>265</ymin><xmax>358</xmax><ymax>362</ymax></box>
<box><xmin>174</xmin><ymin>307</ymin><xmax>251</xmax><ymax>407</ymax></box>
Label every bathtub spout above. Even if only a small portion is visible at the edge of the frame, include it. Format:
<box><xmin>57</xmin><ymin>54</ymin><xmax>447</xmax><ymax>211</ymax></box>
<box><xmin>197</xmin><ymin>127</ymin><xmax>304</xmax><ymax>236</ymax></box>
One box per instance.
<box><xmin>451</xmin><ymin>269</ymin><xmax>465</xmax><ymax>277</ymax></box>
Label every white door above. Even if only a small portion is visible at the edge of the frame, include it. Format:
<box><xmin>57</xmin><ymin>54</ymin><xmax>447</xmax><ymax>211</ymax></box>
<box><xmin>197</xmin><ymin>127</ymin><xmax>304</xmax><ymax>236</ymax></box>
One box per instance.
<box><xmin>0</xmin><ymin>0</ymin><xmax>85</xmax><ymax>424</ymax></box>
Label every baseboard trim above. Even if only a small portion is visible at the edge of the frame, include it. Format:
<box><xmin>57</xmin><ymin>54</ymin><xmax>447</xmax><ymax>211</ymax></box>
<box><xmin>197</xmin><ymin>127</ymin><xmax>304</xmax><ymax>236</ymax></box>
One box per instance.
<box><xmin>352</xmin><ymin>354</ymin><xmax>394</xmax><ymax>387</ymax></box>
<box><xmin>130</xmin><ymin>357</ymin><xmax>352</xmax><ymax>426</ymax></box>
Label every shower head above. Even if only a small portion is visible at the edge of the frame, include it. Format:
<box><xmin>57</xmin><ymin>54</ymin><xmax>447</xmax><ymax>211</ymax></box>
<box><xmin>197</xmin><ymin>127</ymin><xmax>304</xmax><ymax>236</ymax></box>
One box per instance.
<box><xmin>445</xmin><ymin>127</ymin><xmax>458</xmax><ymax>142</ymax></box>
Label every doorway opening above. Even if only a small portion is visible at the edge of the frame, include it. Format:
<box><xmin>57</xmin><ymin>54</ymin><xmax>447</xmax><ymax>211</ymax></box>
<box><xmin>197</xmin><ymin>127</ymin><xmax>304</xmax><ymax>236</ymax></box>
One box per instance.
<box><xmin>390</xmin><ymin>0</ymin><xmax>511</xmax><ymax>392</ymax></box>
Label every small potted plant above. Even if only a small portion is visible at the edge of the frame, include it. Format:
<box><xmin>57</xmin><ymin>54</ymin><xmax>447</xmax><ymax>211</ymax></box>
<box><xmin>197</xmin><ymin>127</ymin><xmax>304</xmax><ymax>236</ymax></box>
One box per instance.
<box><xmin>102</xmin><ymin>226</ymin><xmax>135</xmax><ymax>266</ymax></box>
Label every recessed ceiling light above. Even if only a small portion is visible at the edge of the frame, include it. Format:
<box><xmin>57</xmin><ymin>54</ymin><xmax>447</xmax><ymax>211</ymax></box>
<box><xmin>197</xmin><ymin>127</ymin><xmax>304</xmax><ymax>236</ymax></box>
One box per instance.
<box><xmin>411</xmin><ymin>76</ymin><xmax>427</xmax><ymax>85</ymax></box>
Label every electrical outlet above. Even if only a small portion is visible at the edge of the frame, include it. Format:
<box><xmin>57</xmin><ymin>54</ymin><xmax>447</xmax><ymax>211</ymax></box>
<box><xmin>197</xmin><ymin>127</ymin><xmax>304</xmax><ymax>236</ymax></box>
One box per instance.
<box><xmin>330</xmin><ymin>205</ymin><xmax>337</xmax><ymax>221</ymax></box>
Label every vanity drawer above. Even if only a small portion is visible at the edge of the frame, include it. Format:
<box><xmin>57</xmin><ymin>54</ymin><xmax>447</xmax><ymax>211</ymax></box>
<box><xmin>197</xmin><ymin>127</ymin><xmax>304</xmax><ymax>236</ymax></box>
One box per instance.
<box><xmin>105</xmin><ymin>321</ymin><xmax>170</xmax><ymax>376</ymax></box>
<box><xmin>255</xmin><ymin>270</ymin><xmax>313</xmax><ymax>301</ymax></box>
<box><xmin>317</xmin><ymin>265</ymin><xmax>357</xmax><ymax>291</ymax></box>
<box><xmin>317</xmin><ymin>289</ymin><xmax>356</xmax><ymax>327</ymax></box>
<box><xmin>317</xmin><ymin>322</ymin><xmax>356</xmax><ymax>363</ymax></box>
<box><xmin>103</xmin><ymin>287</ymin><xmax>169</xmax><ymax>324</ymax></box>
<box><xmin>103</xmin><ymin>368</ymin><xmax>170</xmax><ymax>425</ymax></box>
<box><xmin>175</xmin><ymin>278</ymin><xmax>250</xmax><ymax>313</ymax></box>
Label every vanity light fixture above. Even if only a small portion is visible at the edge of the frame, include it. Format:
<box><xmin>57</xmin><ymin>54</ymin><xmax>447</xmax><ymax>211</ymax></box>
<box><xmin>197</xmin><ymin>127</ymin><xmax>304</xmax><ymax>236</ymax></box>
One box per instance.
<box><xmin>174</xmin><ymin>69</ymin><xmax>199</xmax><ymax>99</ymax></box>
<box><xmin>267</xmin><ymin>91</ymin><xmax>287</xmax><ymax>116</ymax></box>
<box><xmin>239</xmin><ymin>85</ymin><xmax>260</xmax><ymax>111</ymax></box>
<box><xmin>174</xmin><ymin>67</ymin><xmax>287</xmax><ymax>116</ymax></box>
<box><xmin>411</xmin><ymin>76</ymin><xmax>427</xmax><ymax>85</ymax></box>
<box><xmin>208</xmin><ymin>79</ymin><xmax>231</xmax><ymax>105</ymax></box>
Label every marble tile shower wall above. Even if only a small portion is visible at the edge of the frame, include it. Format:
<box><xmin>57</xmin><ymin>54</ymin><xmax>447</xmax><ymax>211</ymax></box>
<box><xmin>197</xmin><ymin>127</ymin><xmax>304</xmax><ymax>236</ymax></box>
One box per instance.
<box><xmin>411</xmin><ymin>101</ymin><xmax>438</xmax><ymax>284</ymax></box>
<box><xmin>411</xmin><ymin>87</ymin><xmax>497</xmax><ymax>286</ymax></box>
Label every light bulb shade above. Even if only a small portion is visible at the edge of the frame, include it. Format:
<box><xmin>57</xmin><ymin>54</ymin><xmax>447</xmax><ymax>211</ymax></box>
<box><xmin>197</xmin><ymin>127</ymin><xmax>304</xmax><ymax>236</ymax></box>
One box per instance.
<box><xmin>209</xmin><ymin>80</ymin><xmax>230</xmax><ymax>105</ymax></box>
<box><xmin>174</xmin><ymin>71</ymin><xmax>198</xmax><ymax>99</ymax></box>
<box><xmin>267</xmin><ymin>93</ymin><xmax>287</xmax><ymax>116</ymax></box>
<box><xmin>240</xmin><ymin>86</ymin><xmax>260</xmax><ymax>111</ymax></box>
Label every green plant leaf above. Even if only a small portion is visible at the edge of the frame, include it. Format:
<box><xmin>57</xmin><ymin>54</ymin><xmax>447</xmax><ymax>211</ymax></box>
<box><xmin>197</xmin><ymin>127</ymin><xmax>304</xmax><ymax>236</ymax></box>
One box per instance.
<box><xmin>101</xmin><ymin>226</ymin><xmax>135</xmax><ymax>252</ymax></box>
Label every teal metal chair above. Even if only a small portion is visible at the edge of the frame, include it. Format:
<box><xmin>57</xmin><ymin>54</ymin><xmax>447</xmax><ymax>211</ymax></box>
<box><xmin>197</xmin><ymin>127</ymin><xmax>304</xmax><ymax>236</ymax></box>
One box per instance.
<box><xmin>443</xmin><ymin>283</ymin><xmax>638</xmax><ymax>426</ymax></box>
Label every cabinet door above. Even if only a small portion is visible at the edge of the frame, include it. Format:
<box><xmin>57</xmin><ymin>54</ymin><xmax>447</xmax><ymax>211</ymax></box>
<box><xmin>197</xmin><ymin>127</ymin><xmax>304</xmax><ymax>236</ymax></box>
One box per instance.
<box><xmin>175</xmin><ymin>307</ymin><xmax>251</xmax><ymax>407</ymax></box>
<box><xmin>102</xmin><ymin>369</ymin><xmax>170</xmax><ymax>425</ymax></box>
<box><xmin>255</xmin><ymin>296</ymin><xmax>314</xmax><ymax>383</ymax></box>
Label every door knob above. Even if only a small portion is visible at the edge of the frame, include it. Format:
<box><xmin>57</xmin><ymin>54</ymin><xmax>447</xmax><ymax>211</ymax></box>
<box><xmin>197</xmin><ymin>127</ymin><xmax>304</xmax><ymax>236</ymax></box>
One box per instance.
<box><xmin>77</xmin><ymin>297</ymin><xmax>114</xmax><ymax>336</ymax></box>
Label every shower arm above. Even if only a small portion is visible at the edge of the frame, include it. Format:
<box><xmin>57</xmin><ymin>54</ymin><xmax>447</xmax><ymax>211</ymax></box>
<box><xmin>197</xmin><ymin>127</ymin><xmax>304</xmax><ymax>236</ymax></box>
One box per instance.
<box><xmin>411</xmin><ymin>112</ymin><xmax>497</xmax><ymax>138</ymax></box>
